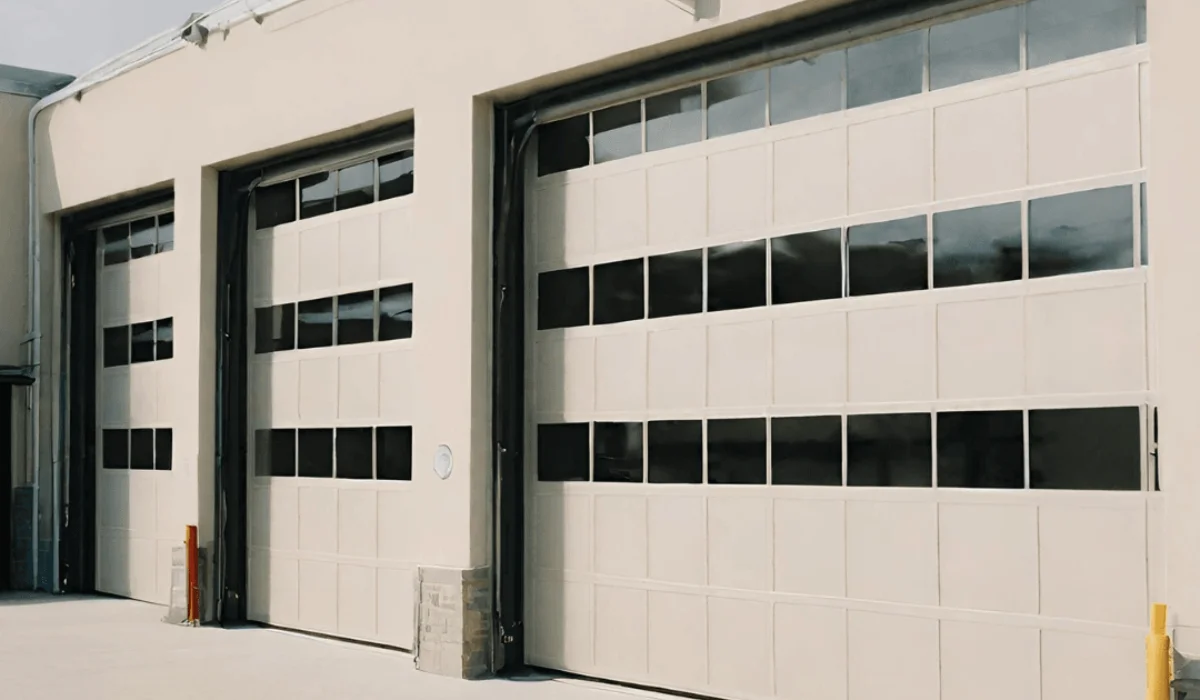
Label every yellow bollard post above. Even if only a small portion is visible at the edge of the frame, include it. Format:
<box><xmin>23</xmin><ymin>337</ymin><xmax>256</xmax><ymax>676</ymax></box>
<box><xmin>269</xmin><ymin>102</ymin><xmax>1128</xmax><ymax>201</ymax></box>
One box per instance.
<box><xmin>1148</xmin><ymin>602</ymin><xmax>1170</xmax><ymax>700</ymax></box>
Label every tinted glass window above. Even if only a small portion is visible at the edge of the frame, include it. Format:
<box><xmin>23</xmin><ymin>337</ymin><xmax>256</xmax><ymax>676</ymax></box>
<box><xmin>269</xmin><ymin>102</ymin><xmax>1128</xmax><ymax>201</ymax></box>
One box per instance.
<box><xmin>336</xmin><ymin>161</ymin><xmax>375</xmax><ymax>211</ymax></box>
<box><xmin>379</xmin><ymin>284</ymin><xmax>414</xmax><ymax>341</ymax></box>
<box><xmin>299</xmin><ymin>171</ymin><xmax>335</xmax><ymax>219</ymax></box>
<box><xmin>1141</xmin><ymin>182</ymin><xmax>1148</xmax><ymax>265</ymax></box>
<box><xmin>377</xmin><ymin>426</ymin><xmax>413</xmax><ymax>481</ymax></box>
<box><xmin>337</xmin><ymin>290</ymin><xmax>375</xmax><ymax>345</ymax></box>
<box><xmin>593</xmin><ymin>101</ymin><xmax>642</xmax><ymax>164</ymax></box>
<box><xmin>646</xmin><ymin>85</ymin><xmax>703</xmax><ymax>152</ymax></box>
<box><xmin>129</xmin><ymin>217</ymin><xmax>156</xmax><ymax>260</ymax></box>
<box><xmin>538</xmin><ymin>115</ymin><xmax>590</xmax><ymax>176</ymax></box>
<box><xmin>847</xmin><ymin>29</ymin><xmax>926</xmax><ymax>108</ymax></box>
<box><xmin>1027</xmin><ymin>0</ymin><xmax>1138</xmax><ymax>69</ymax></box>
<box><xmin>929</xmin><ymin>6</ymin><xmax>1020</xmax><ymax>90</ymax></box>
<box><xmin>102</xmin><ymin>223</ymin><xmax>130</xmax><ymax>265</ymax></box>
<box><xmin>1029</xmin><ymin>407</ymin><xmax>1140</xmax><ymax>490</ymax></box>
<box><xmin>255</xmin><ymin>429</ymin><xmax>296</xmax><ymax>477</ymax></box>
<box><xmin>297</xmin><ymin>428</ymin><xmax>334</xmax><ymax>478</ymax></box>
<box><xmin>256</xmin><ymin>181</ymin><xmax>297</xmax><ymax>229</ymax></box>
<box><xmin>297</xmin><ymin>297</ymin><xmax>334</xmax><ymax>349</ymax></box>
<box><xmin>848</xmin><ymin>216</ymin><xmax>928</xmax><ymax>296</ymax></box>
<box><xmin>336</xmin><ymin>428</ymin><xmax>373</xmax><ymax>479</ymax></box>
<box><xmin>103</xmin><ymin>430</ymin><xmax>128</xmax><ymax>469</ymax></box>
<box><xmin>771</xmin><ymin>229</ymin><xmax>843</xmax><ymax>304</ymax></box>
<box><xmin>130</xmin><ymin>321</ymin><xmax>156</xmax><ymax>364</ymax></box>
<box><xmin>707</xmin><ymin>418</ymin><xmax>766</xmax><ymax>485</ymax></box>
<box><xmin>770</xmin><ymin>50</ymin><xmax>845</xmax><ymax>125</ymax></box>
<box><xmin>847</xmin><ymin>413</ymin><xmax>932</xmax><ymax>486</ymax></box>
<box><xmin>538</xmin><ymin>423</ymin><xmax>589</xmax><ymax>481</ymax></box>
<box><xmin>1029</xmin><ymin>186</ymin><xmax>1133</xmax><ymax>278</ymax></box>
<box><xmin>707</xmin><ymin>70</ymin><xmax>766</xmax><ymax>139</ymax></box>
<box><xmin>593</xmin><ymin>259</ymin><xmax>644</xmax><ymax>325</ymax></box>
<box><xmin>1137</xmin><ymin>0</ymin><xmax>1147</xmax><ymax>43</ymax></box>
<box><xmin>103</xmin><ymin>326</ymin><xmax>128</xmax><ymax>368</ymax></box>
<box><xmin>156</xmin><ymin>317</ymin><xmax>174</xmax><ymax>361</ymax></box>
<box><xmin>648</xmin><ymin>249</ymin><xmax>703</xmax><ymax>318</ymax></box>
<box><xmin>255</xmin><ymin>304</ymin><xmax>295</xmax><ymax>354</ymax></box>
<box><xmin>937</xmin><ymin>410</ymin><xmax>1024</xmax><ymax>488</ymax></box>
<box><xmin>538</xmin><ymin>267</ymin><xmax>589</xmax><ymax>330</ymax></box>
<box><xmin>933</xmin><ymin>202</ymin><xmax>1022</xmax><ymax>288</ymax></box>
<box><xmin>157</xmin><ymin>213</ymin><xmax>175</xmax><ymax>253</ymax></box>
<box><xmin>708</xmin><ymin>240</ymin><xmax>766</xmax><ymax>312</ymax></box>
<box><xmin>648</xmin><ymin>420</ymin><xmax>702</xmax><ymax>484</ymax></box>
<box><xmin>130</xmin><ymin>429</ymin><xmax>155</xmax><ymax>470</ymax></box>
<box><xmin>156</xmin><ymin>429</ymin><xmax>173</xmax><ymax>471</ymax></box>
<box><xmin>379</xmin><ymin>150</ymin><xmax>415</xmax><ymax>200</ymax></box>
<box><xmin>594</xmin><ymin>422</ymin><xmax>643</xmax><ymax>483</ymax></box>
<box><xmin>772</xmin><ymin>416</ymin><xmax>842</xmax><ymax>486</ymax></box>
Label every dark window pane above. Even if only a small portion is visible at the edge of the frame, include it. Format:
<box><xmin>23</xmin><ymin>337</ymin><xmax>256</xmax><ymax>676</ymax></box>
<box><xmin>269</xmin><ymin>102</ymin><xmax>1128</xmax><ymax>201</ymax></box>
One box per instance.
<box><xmin>299</xmin><ymin>171</ymin><xmax>335</xmax><ymax>219</ymax></box>
<box><xmin>772</xmin><ymin>416</ymin><xmax>842</xmax><ymax>486</ymax></box>
<box><xmin>933</xmin><ymin>202</ymin><xmax>1022</xmax><ymax>288</ymax></box>
<box><xmin>255</xmin><ymin>429</ymin><xmax>296</xmax><ymax>477</ymax></box>
<box><xmin>379</xmin><ymin>284</ymin><xmax>414</xmax><ymax>341</ymax></box>
<box><xmin>708</xmin><ymin>240</ymin><xmax>766</xmax><ymax>312</ymax></box>
<box><xmin>848</xmin><ymin>216</ymin><xmax>928</xmax><ymax>296</ymax></box>
<box><xmin>103</xmin><ymin>325</ymin><xmax>128</xmax><ymax>368</ymax></box>
<box><xmin>336</xmin><ymin>160</ymin><xmax>375</xmax><ymax>211</ymax></box>
<box><xmin>297</xmin><ymin>429</ymin><xmax>333</xmax><ymax>478</ymax></box>
<box><xmin>593</xmin><ymin>101</ymin><xmax>642</xmax><ymax>164</ymax></box>
<box><xmin>648</xmin><ymin>249</ymin><xmax>703</xmax><ymax>318</ymax></box>
<box><xmin>1141</xmin><ymin>182</ymin><xmax>1148</xmax><ymax>265</ymax></box>
<box><xmin>848</xmin><ymin>29</ymin><xmax>926</xmax><ymax>108</ymax></box>
<box><xmin>538</xmin><ymin>115</ymin><xmax>590</xmax><ymax>176</ymax></box>
<box><xmin>255</xmin><ymin>304</ymin><xmax>295</xmax><ymax>354</ymax></box>
<box><xmin>707</xmin><ymin>418</ymin><xmax>766</xmax><ymax>485</ymax></box>
<box><xmin>103</xmin><ymin>429</ymin><xmax>128</xmax><ymax>469</ymax></box>
<box><xmin>537</xmin><ymin>423</ymin><xmax>589</xmax><ymax>481</ymax></box>
<box><xmin>538</xmin><ymin>267</ymin><xmax>589</xmax><ymax>330</ymax></box>
<box><xmin>1029</xmin><ymin>186</ymin><xmax>1133</xmax><ymax>278</ymax></box>
<box><xmin>337</xmin><ymin>290</ymin><xmax>375</xmax><ymax>345</ymax></box>
<box><xmin>379</xmin><ymin>150</ymin><xmax>415</xmax><ymax>200</ymax></box>
<box><xmin>1027</xmin><ymin>0</ymin><xmax>1138</xmax><ymax>69</ymax></box>
<box><xmin>129</xmin><ymin>217</ymin><xmax>156</xmax><ymax>260</ymax></box>
<box><xmin>847</xmin><ymin>413</ymin><xmax>932</xmax><ymax>486</ymax></box>
<box><xmin>336</xmin><ymin>428</ymin><xmax>373</xmax><ymax>479</ymax></box>
<box><xmin>771</xmin><ymin>229</ymin><xmax>843</xmax><ymax>304</ymax></box>
<box><xmin>155</xmin><ymin>317</ymin><xmax>174</xmax><ymax>361</ymax></box>
<box><xmin>256</xmin><ymin>181</ymin><xmax>297</xmax><ymax>229</ymax></box>
<box><xmin>377</xmin><ymin>426</ymin><xmax>413</xmax><ymax>481</ymax></box>
<box><xmin>929</xmin><ymin>6</ymin><xmax>1020</xmax><ymax>90</ymax></box>
<box><xmin>297</xmin><ymin>297</ymin><xmax>334</xmax><ymax>349</ymax></box>
<box><xmin>1029</xmin><ymin>407</ymin><xmax>1140</xmax><ymax>490</ymax></box>
<box><xmin>648</xmin><ymin>420</ymin><xmax>702</xmax><ymax>484</ymax></box>
<box><xmin>155</xmin><ymin>429</ymin><xmax>173</xmax><ymax>471</ymax></box>
<box><xmin>707</xmin><ymin>70</ymin><xmax>766</xmax><ymax>139</ymax></box>
<box><xmin>593</xmin><ymin>259</ymin><xmax>644</xmax><ymax>325</ymax></box>
<box><xmin>770</xmin><ymin>50</ymin><xmax>845</xmax><ymax>125</ymax></box>
<box><xmin>646</xmin><ymin>85</ymin><xmax>703</xmax><ymax>152</ymax></box>
<box><xmin>130</xmin><ymin>321</ymin><xmax>156</xmax><ymax>364</ymax></box>
<box><xmin>1137</xmin><ymin>0</ymin><xmax>1147</xmax><ymax>43</ymax></box>
<box><xmin>102</xmin><ymin>223</ymin><xmax>130</xmax><ymax>265</ymax></box>
<box><xmin>937</xmin><ymin>411</ymin><xmax>1024</xmax><ymax>488</ymax></box>
<box><xmin>130</xmin><ymin>429</ymin><xmax>155</xmax><ymax>470</ymax></box>
<box><xmin>156</xmin><ymin>213</ymin><xmax>175</xmax><ymax>253</ymax></box>
<box><xmin>594</xmin><ymin>422</ymin><xmax>643</xmax><ymax>483</ymax></box>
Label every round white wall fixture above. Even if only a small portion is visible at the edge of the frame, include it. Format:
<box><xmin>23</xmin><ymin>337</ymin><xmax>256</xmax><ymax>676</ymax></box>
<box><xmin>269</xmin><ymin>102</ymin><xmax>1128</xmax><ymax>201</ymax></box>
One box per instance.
<box><xmin>433</xmin><ymin>444</ymin><xmax>453</xmax><ymax>480</ymax></box>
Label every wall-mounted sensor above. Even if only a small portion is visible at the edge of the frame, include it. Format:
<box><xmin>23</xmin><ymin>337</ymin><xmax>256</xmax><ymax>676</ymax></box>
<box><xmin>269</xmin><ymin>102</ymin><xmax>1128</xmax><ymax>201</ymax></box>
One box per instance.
<box><xmin>181</xmin><ymin>13</ymin><xmax>210</xmax><ymax>47</ymax></box>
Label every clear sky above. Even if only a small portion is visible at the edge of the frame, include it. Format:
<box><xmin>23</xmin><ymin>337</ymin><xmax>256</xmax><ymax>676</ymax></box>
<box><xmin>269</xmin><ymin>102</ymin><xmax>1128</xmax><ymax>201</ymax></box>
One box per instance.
<box><xmin>0</xmin><ymin>0</ymin><xmax>210</xmax><ymax>76</ymax></box>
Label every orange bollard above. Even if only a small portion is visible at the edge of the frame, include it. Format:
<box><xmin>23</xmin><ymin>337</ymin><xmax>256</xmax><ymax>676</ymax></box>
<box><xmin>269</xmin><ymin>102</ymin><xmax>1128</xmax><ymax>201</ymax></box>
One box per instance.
<box><xmin>185</xmin><ymin>525</ymin><xmax>199</xmax><ymax>625</ymax></box>
<box><xmin>1147</xmin><ymin>603</ymin><xmax>1170</xmax><ymax>700</ymax></box>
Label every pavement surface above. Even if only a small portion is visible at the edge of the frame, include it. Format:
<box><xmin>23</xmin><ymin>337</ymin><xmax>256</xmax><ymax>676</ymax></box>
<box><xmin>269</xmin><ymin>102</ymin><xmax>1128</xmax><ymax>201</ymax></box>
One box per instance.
<box><xmin>0</xmin><ymin>593</ymin><xmax>661</xmax><ymax>700</ymax></box>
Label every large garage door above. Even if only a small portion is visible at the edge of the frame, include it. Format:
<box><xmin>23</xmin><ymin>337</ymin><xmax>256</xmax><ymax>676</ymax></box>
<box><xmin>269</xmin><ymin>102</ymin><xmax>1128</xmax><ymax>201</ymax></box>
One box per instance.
<box><xmin>525</xmin><ymin>1</ymin><xmax>1155</xmax><ymax>698</ymax></box>
<box><xmin>95</xmin><ymin>201</ymin><xmax>178</xmax><ymax>603</ymax></box>
<box><xmin>245</xmin><ymin>138</ymin><xmax>417</xmax><ymax>646</ymax></box>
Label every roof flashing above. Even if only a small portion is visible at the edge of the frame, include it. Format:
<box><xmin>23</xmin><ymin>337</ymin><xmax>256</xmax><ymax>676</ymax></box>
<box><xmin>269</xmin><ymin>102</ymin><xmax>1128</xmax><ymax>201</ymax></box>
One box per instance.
<box><xmin>0</xmin><ymin>64</ymin><xmax>74</xmax><ymax>99</ymax></box>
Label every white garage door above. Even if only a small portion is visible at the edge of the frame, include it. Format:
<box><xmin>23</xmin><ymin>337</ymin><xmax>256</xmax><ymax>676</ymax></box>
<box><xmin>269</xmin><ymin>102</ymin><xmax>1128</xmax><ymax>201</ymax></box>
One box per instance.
<box><xmin>96</xmin><ymin>202</ymin><xmax>178</xmax><ymax>604</ymax></box>
<box><xmin>246</xmin><ymin>143</ymin><xmax>418</xmax><ymax>647</ymax></box>
<box><xmin>526</xmin><ymin>1</ymin><xmax>1156</xmax><ymax>698</ymax></box>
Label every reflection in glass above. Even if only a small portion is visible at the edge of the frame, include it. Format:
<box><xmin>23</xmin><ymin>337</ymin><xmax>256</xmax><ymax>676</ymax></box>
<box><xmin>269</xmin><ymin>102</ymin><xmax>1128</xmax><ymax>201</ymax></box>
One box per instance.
<box><xmin>848</xmin><ymin>216</ymin><xmax>928</xmax><ymax>296</ymax></box>
<box><xmin>537</xmin><ymin>423</ymin><xmax>589</xmax><ymax>481</ymax></box>
<box><xmin>298</xmin><ymin>429</ymin><xmax>334</xmax><ymax>478</ymax></box>
<box><xmin>593</xmin><ymin>259</ymin><xmax>644</xmax><ymax>325</ymax></box>
<box><xmin>103</xmin><ymin>325</ymin><xmax>128</xmax><ymax>368</ymax></box>
<box><xmin>771</xmin><ymin>229</ymin><xmax>843</xmax><ymax>304</ymax></box>
<box><xmin>707</xmin><ymin>418</ymin><xmax>766</xmax><ymax>485</ymax></box>
<box><xmin>1027</xmin><ymin>0</ymin><xmax>1138</xmax><ymax>69</ymax></box>
<box><xmin>593</xmin><ymin>101</ymin><xmax>642</xmax><ymax>164</ymax></box>
<box><xmin>130</xmin><ymin>321</ymin><xmax>156</xmax><ymax>364</ymax></box>
<box><xmin>594</xmin><ymin>422</ymin><xmax>643</xmax><ymax>483</ymax></box>
<box><xmin>937</xmin><ymin>410</ymin><xmax>1024</xmax><ymax>488</ymax></box>
<box><xmin>300</xmin><ymin>171</ymin><xmax>335</xmax><ymax>219</ymax></box>
<box><xmin>130</xmin><ymin>429</ymin><xmax>155</xmax><ymax>470</ymax></box>
<box><xmin>708</xmin><ymin>239</ymin><xmax>766</xmax><ymax>312</ymax></box>
<box><xmin>379</xmin><ymin>284</ymin><xmax>414</xmax><ymax>340</ymax></box>
<box><xmin>1029</xmin><ymin>407</ymin><xmax>1140</xmax><ymax>490</ymax></box>
<box><xmin>129</xmin><ymin>217</ymin><xmax>156</xmax><ymax>259</ymax></box>
<box><xmin>255</xmin><ymin>304</ymin><xmax>295</xmax><ymax>354</ymax></box>
<box><xmin>770</xmin><ymin>51</ymin><xmax>845</xmax><ymax>125</ymax></box>
<box><xmin>1029</xmin><ymin>186</ymin><xmax>1133</xmax><ymax>278</ymax></box>
<box><xmin>157</xmin><ymin>213</ymin><xmax>175</xmax><ymax>253</ymax></box>
<box><xmin>933</xmin><ymin>202</ymin><xmax>1022</xmax><ymax>288</ymax></box>
<box><xmin>255</xmin><ymin>429</ymin><xmax>296</xmax><ymax>477</ymax></box>
<box><xmin>646</xmin><ymin>85</ymin><xmax>703</xmax><ymax>152</ymax></box>
<box><xmin>336</xmin><ymin>428</ymin><xmax>373</xmax><ymax>479</ymax></box>
<box><xmin>649</xmin><ymin>249</ymin><xmax>703</xmax><ymax>318</ymax></box>
<box><xmin>336</xmin><ymin>161</ymin><xmax>375</xmax><ymax>211</ymax></box>
<box><xmin>538</xmin><ymin>268</ymin><xmax>589</xmax><ymax>330</ymax></box>
<box><xmin>337</xmin><ymin>290</ymin><xmax>375</xmax><ymax>345</ymax></box>
<box><xmin>1137</xmin><ymin>0</ymin><xmax>1147</xmax><ymax>43</ymax></box>
<box><xmin>707</xmin><ymin>70</ymin><xmax>766</xmax><ymax>139</ymax></box>
<box><xmin>156</xmin><ymin>317</ymin><xmax>174</xmax><ymax>361</ymax></box>
<box><xmin>256</xmin><ymin>181</ymin><xmax>296</xmax><ymax>229</ymax></box>
<box><xmin>102</xmin><ymin>223</ymin><xmax>130</xmax><ymax>265</ymax></box>
<box><xmin>156</xmin><ymin>429</ymin><xmax>173</xmax><ymax>471</ymax></box>
<box><xmin>847</xmin><ymin>413</ymin><xmax>932</xmax><ymax>486</ymax></box>
<box><xmin>297</xmin><ymin>297</ymin><xmax>334</xmax><ymax>349</ymax></box>
<box><xmin>848</xmin><ymin>29</ymin><xmax>926</xmax><ymax>108</ymax></box>
<box><xmin>538</xmin><ymin>115</ymin><xmax>590</xmax><ymax>176</ymax></box>
<box><xmin>772</xmin><ymin>416</ymin><xmax>842</xmax><ymax>486</ymax></box>
<box><xmin>377</xmin><ymin>426</ymin><xmax>413</xmax><ymax>480</ymax></box>
<box><xmin>648</xmin><ymin>420</ymin><xmax>702</xmax><ymax>484</ymax></box>
<box><xmin>930</xmin><ymin>6</ymin><xmax>1020</xmax><ymax>90</ymax></box>
<box><xmin>379</xmin><ymin>150</ymin><xmax>415</xmax><ymax>200</ymax></box>
<box><xmin>103</xmin><ymin>429</ymin><xmax>128</xmax><ymax>469</ymax></box>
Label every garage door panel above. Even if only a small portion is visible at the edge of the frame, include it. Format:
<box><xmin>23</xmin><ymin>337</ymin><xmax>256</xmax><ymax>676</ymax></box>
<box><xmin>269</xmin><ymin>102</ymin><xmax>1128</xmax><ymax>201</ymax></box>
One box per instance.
<box><xmin>594</xmin><ymin>170</ymin><xmax>647</xmax><ymax>255</ymax></box>
<box><xmin>298</xmin><ymin>222</ymin><xmax>339</xmax><ymax>296</ymax></box>
<box><xmin>298</xmin><ymin>356</ymin><xmax>337</xmax><ymax>423</ymax></box>
<box><xmin>647</xmin><ymin>157</ymin><xmax>707</xmax><ymax>247</ymax></box>
<box><xmin>337</xmin><ymin>564</ymin><xmax>378</xmax><ymax>640</ymax></box>
<box><xmin>129</xmin><ymin>536</ymin><xmax>158</xmax><ymax>603</ymax></box>
<box><xmin>298</xmin><ymin>559</ymin><xmax>339</xmax><ymax>633</ymax></box>
<box><xmin>338</xmin><ymin>352</ymin><xmax>380</xmax><ymax>421</ymax></box>
<box><xmin>774</xmin><ymin>498</ymin><xmax>846</xmax><ymax>597</ymax></box>
<box><xmin>379</xmin><ymin>206</ymin><xmax>415</xmax><ymax>282</ymax></box>
<box><xmin>647</xmin><ymin>496</ymin><xmax>706</xmax><ymax>585</ymax></box>
<box><xmin>593</xmin><ymin>495</ymin><xmax>647</xmax><ymax>579</ymax></box>
<box><xmin>848</xmin><ymin>611</ymin><xmax>939</xmax><ymax>700</ymax></box>
<box><xmin>338</xmin><ymin>489</ymin><xmax>378</xmax><ymax>558</ymax></box>
<box><xmin>594</xmin><ymin>332</ymin><xmax>647</xmax><ymax>411</ymax></box>
<box><xmin>535</xmin><ymin>337</ymin><xmax>595</xmax><ymax>415</ymax></box>
<box><xmin>377</xmin><ymin>489</ymin><xmax>416</xmax><ymax>563</ymax></box>
<box><xmin>534</xmin><ymin>493</ymin><xmax>591</xmax><ymax>573</ymax></box>
<box><xmin>379</xmin><ymin>349</ymin><xmax>415</xmax><ymax>422</ymax></box>
<box><xmin>775</xmin><ymin>603</ymin><xmax>848</xmax><ymax>700</ymax></box>
<box><xmin>128</xmin><ymin>364</ymin><xmax>158</xmax><ymax>425</ymax></box>
<box><xmin>101</xmin><ymin>369</ymin><xmax>130</xmax><ymax>427</ymax></box>
<box><xmin>266</xmin><ymin>554</ymin><xmax>300</xmax><ymax>626</ymax></box>
<box><xmin>708</xmin><ymin>597</ymin><xmax>770</xmax><ymax>697</ymax></box>
<box><xmin>127</xmin><ymin>260</ymin><xmax>161</xmax><ymax>321</ymax></box>
<box><xmin>707</xmin><ymin>320</ymin><xmax>770</xmax><ymax>408</ymax></box>
<box><xmin>98</xmin><ymin>532</ymin><xmax>131</xmax><ymax>596</ymax></box>
<box><xmin>101</xmin><ymin>266</ymin><xmax>130</xmax><ymax>326</ymax></box>
<box><xmin>377</xmin><ymin>567</ymin><xmax>415</xmax><ymax>648</ymax></box>
<box><xmin>707</xmin><ymin>144</ymin><xmax>769</xmax><ymax>238</ymax></box>
<box><xmin>648</xmin><ymin>327</ymin><xmax>705</xmax><ymax>410</ymax></box>
<box><xmin>594</xmin><ymin>585</ymin><xmax>648</xmax><ymax>677</ymax></box>
<box><xmin>338</xmin><ymin>213</ymin><xmax>381</xmax><ymax>289</ymax></box>
<box><xmin>707</xmin><ymin>497</ymin><xmax>770</xmax><ymax>591</ymax></box>
<box><xmin>128</xmin><ymin>473</ymin><xmax>157</xmax><ymax>536</ymax></box>
<box><xmin>99</xmin><ymin>472</ymin><xmax>130</xmax><ymax>529</ymax></box>
<box><xmin>773</xmin><ymin>127</ymin><xmax>848</xmax><ymax>227</ymax></box>
<box><xmin>297</xmin><ymin>485</ymin><xmax>338</xmax><ymax>555</ymax></box>
<box><xmin>647</xmin><ymin>590</ymin><xmax>707</xmax><ymax>689</ymax></box>
<box><xmin>253</xmin><ymin>229</ymin><xmax>298</xmax><ymax>304</ymax></box>
<box><xmin>530</xmin><ymin>578</ymin><xmax>593</xmax><ymax>669</ymax></box>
